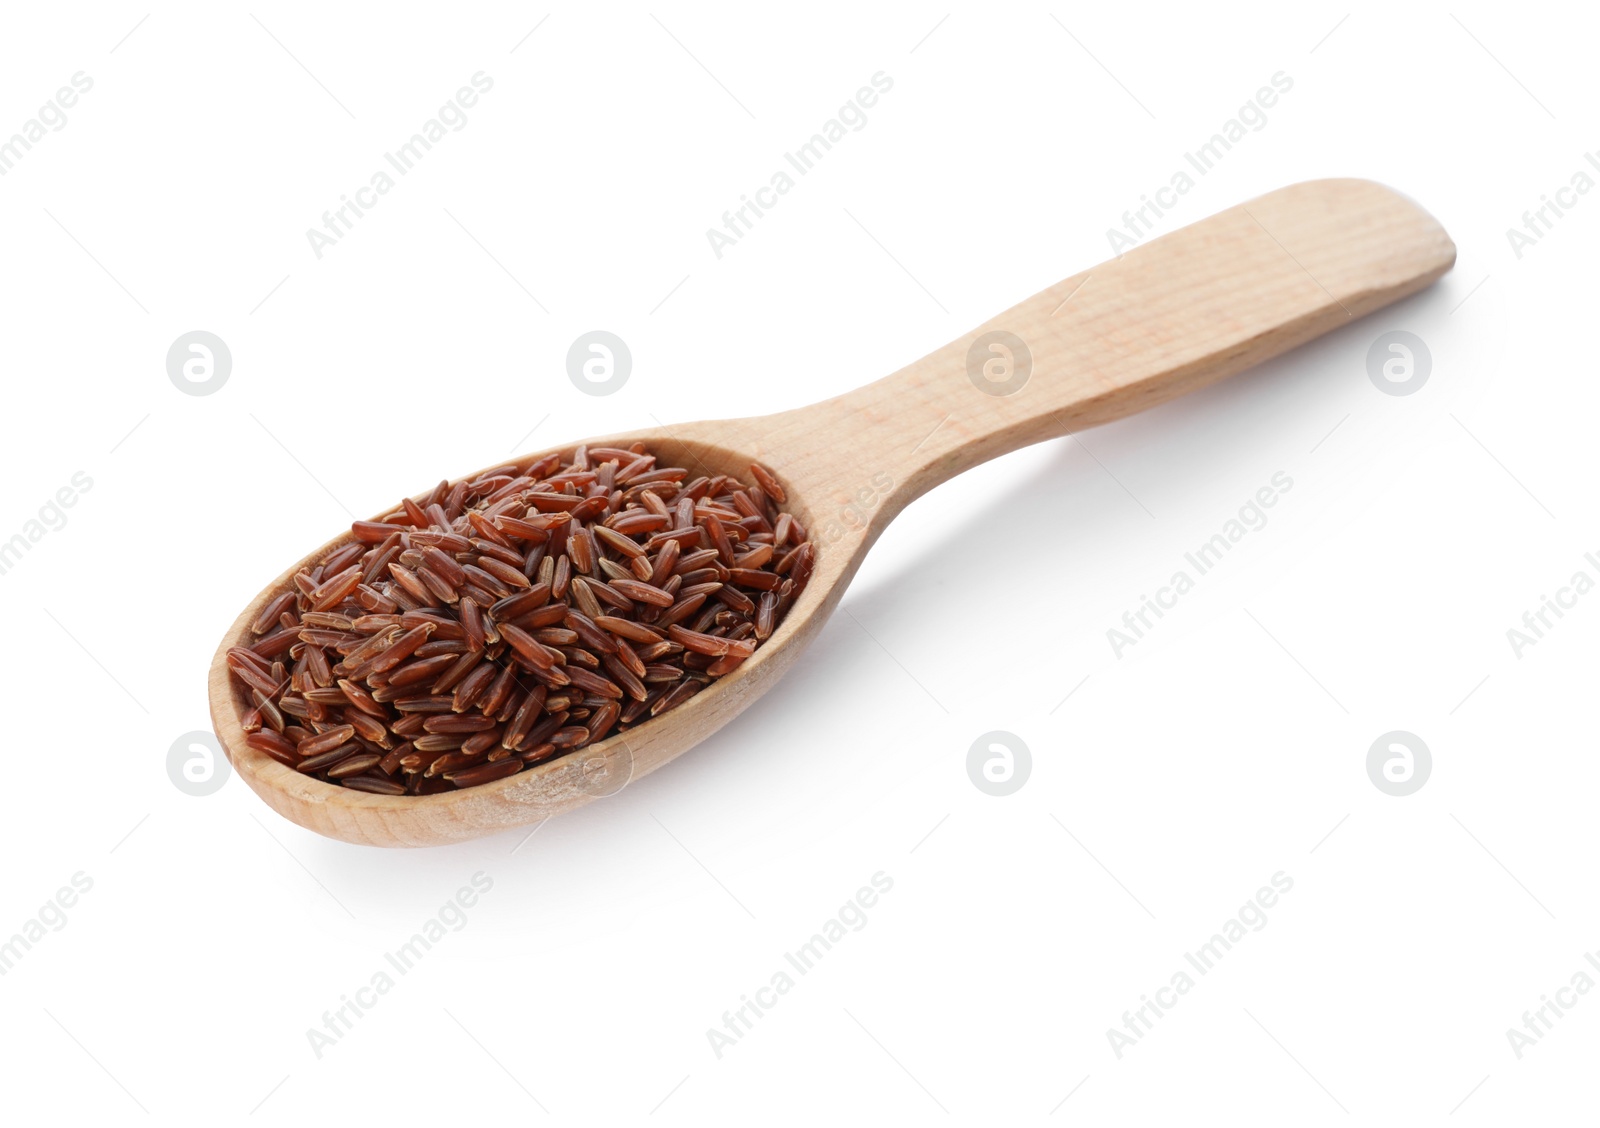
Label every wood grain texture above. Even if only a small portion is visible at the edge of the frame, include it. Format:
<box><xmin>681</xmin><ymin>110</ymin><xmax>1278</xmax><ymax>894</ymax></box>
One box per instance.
<box><xmin>209</xmin><ymin>178</ymin><xmax>1454</xmax><ymax>846</ymax></box>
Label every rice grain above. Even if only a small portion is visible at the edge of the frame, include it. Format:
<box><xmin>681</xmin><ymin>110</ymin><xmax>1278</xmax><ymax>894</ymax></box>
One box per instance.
<box><xmin>228</xmin><ymin>445</ymin><xmax>811</xmax><ymax>795</ymax></box>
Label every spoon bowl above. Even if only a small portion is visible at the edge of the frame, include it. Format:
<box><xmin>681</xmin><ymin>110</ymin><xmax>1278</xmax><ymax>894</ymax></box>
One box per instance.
<box><xmin>212</xmin><ymin>429</ymin><xmax>841</xmax><ymax>847</ymax></box>
<box><xmin>210</xmin><ymin>178</ymin><xmax>1456</xmax><ymax>846</ymax></box>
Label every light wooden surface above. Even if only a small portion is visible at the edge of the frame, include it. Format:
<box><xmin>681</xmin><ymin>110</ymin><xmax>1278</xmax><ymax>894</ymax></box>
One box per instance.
<box><xmin>209</xmin><ymin>178</ymin><xmax>1455</xmax><ymax>847</ymax></box>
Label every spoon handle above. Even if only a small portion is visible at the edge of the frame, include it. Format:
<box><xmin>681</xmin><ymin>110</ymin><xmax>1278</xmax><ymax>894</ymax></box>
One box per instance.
<box><xmin>749</xmin><ymin>178</ymin><xmax>1453</xmax><ymax>521</ymax></box>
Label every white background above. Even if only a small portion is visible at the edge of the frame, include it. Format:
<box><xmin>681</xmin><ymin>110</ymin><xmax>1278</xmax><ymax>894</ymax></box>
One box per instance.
<box><xmin>0</xmin><ymin>1</ymin><xmax>1593</xmax><ymax>1124</ymax></box>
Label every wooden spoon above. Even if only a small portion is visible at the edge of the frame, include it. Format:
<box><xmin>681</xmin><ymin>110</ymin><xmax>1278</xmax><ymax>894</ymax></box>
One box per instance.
<box><xmin>210</xmin><ymin>178</ymin><xmax>1454</xmax><ymax>847</ymax></box>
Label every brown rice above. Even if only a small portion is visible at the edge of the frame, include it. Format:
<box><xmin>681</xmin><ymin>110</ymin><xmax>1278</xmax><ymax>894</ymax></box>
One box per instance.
<box><xmin>230</xmin><ymin>447</ymin><xmax>812</xmax><ymax>795</ymax></box>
